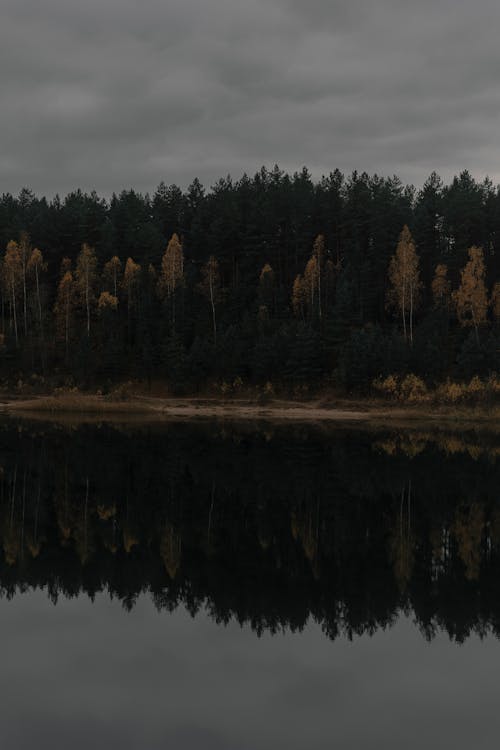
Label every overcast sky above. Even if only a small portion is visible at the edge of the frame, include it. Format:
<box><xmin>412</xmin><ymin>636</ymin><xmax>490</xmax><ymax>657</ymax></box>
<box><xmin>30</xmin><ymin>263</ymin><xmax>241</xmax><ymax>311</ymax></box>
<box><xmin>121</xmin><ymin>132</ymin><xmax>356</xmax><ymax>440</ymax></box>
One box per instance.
<box><xmin>1</xmin><ymin>0</ymin><xmax>500</xmax><ymax>196</ymax></box>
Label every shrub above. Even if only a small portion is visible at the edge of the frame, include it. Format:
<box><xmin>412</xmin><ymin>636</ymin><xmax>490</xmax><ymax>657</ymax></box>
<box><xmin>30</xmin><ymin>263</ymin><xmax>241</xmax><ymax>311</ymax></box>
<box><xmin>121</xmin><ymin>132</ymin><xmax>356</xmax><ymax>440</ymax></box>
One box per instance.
<box><xmin>399</xmin><ymin>374</ymin><xmax>428</xmax><ymax>402</ymax></box>
<box><xmin>435</xmin><ymin>380</ymin><xmax>467</xmax><ymax>403</ymax></box>
<box><xmin>372</xmin><ymin>373</ymin><xmax>427</xmax><ymax>402</ymax></box>
<box><xmin>372</xmin><ymin>375</ymin><xmax>399</xmax><ymax>399</ymax></box>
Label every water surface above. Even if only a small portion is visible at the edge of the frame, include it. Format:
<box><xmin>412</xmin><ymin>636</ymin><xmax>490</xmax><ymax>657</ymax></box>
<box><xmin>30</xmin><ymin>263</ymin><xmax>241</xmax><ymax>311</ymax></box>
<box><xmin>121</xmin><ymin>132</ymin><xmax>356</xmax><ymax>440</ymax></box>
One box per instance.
<box><xmin>0</xmin><ymin>420</ymin><xmax>498</xmax><ymax>748</ymax></box>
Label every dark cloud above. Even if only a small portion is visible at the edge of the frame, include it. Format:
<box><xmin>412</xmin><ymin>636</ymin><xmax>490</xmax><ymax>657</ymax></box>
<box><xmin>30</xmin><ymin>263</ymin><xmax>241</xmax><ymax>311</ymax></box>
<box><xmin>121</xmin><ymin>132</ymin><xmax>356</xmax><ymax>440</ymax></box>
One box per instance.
<box><xmin>1</xmin><ymin>0</ymin><xmax>500</xmax><ymax>195</ymax></box>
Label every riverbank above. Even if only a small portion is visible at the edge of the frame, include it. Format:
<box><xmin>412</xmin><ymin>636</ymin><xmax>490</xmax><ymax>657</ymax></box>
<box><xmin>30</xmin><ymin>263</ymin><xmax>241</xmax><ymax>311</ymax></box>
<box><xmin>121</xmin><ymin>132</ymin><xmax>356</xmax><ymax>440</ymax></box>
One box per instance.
<box><xmin>2</xmin><ymin>392</ymin><xmax>500</xmax><ymax>426</ymax></box>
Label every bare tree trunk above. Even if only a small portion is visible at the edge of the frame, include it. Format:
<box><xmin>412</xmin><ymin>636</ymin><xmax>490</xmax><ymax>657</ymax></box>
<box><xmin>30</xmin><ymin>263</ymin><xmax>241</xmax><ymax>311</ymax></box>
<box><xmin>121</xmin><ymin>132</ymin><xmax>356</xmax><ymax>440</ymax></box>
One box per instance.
<box><xmin>318</xmin><ymin>265</ymin><xmax>322</xmax><ymax>320</ymax></box>
<box><xmin>35</xmin><ymin>264</ymin><xmax>44</xmax><ymax>351</ymax></box>
<box><xmin>209</xmin><ymin>277</ymin><xmax>217</xmax><ymax>345</ymax></box>
<box><xmin>65</xmin><ymin>297</ymin><xmax>70</xmax><ymax>360</ymax></box>
<box><xmin>85</xmin><ymin>270</ymin><xmax>90</xmax><ymax>336</ymax></box>
<box><xmin>409</xmin><ymin>280</ymin><xmax>414</xmax><ymax>345</ymax></box>
<box><xmin>402</xmin><ymin>280</ymin><xmax>406</xmax><ymax>342</ymax></box>
<box><xmin>471</xmin><ymin>306</ymin><xmax>479</xmax><ymax>346</ymax></box>
<box><xmin>11</xmin><ymin>281</ymin><xmax>18</xmax><ymax>347</ymax></box>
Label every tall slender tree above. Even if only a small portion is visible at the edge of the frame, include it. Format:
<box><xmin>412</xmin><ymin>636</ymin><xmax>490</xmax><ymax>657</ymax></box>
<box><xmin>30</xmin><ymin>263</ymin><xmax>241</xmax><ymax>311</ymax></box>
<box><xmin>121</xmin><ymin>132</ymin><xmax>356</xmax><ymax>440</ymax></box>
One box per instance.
<box><xmin>158</xmin><ymin>233</ymin><xmax>184</xmax><ymax>331</ymax></box>
<box><xmin>75</xmin><ymin>244</ymin><xmax>98</xmax><ymax>337</ymax></box>
<box><xmin>386</xmin><ymin>226</ymin><xmax>422</xmax><ymax>344</ymax></box>
<box><xmin>453</xmin><ymin>246</ymin><xmax>488</xmax><ymax>345</ymax></box>
<box><xmin>200</xmin><ymin>256</ymin><xmax>220</xmax><ymax>345</ymax></box>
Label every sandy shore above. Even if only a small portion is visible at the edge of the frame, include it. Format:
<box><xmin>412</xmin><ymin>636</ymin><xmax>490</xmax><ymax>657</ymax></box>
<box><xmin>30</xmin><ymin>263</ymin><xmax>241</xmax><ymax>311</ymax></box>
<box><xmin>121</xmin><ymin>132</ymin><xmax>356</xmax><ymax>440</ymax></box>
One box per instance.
<box><xmin>0</xmin><ymin>393</ymin><xmax>498</xmax><ymax>427</ymax></box>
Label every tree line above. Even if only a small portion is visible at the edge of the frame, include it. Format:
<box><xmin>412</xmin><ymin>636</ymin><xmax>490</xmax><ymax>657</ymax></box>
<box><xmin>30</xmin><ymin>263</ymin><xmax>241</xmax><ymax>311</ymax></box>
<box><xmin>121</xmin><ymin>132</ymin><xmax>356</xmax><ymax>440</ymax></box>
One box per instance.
<box><xmin>2</xmin><ymin>167</ymin><xmax>500</xmax><ymax>390</ymax></box>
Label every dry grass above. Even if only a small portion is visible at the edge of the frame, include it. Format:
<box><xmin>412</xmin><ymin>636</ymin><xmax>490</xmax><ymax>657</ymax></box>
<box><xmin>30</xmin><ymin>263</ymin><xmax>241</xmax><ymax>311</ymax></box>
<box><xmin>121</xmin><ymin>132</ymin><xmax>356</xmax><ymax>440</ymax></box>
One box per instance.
<box><xmin>6</xmin><ymin>393</ymin><xmax>154</xmax><ymax>414</ymax></box>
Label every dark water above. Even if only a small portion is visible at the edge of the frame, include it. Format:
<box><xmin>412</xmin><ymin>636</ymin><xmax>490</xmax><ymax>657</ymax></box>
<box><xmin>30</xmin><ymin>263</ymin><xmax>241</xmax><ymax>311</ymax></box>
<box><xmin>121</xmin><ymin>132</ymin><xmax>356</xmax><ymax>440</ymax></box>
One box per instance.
<box><xmin>1</xmin><ymin>420</ymin><xmax>500</xmax><ymax>748</ymax></box>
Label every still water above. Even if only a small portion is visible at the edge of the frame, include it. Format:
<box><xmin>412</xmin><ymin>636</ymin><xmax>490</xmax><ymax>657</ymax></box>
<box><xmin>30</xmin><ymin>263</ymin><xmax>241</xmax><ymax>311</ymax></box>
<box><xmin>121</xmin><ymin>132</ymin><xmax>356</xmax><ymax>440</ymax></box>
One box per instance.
<box><xmin>0</xmin><ymin>420</ymin><xmax>499</xmax><ymax>748</ymax></box>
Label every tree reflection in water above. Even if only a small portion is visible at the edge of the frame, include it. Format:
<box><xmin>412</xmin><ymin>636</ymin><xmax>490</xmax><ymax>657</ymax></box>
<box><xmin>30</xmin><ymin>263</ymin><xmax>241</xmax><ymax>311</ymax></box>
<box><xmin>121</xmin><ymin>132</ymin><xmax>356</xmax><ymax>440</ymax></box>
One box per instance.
<box><xmin>0</xmin><ymin>420</ymin><xmax>499</xmax><ymax>644</ymax></box>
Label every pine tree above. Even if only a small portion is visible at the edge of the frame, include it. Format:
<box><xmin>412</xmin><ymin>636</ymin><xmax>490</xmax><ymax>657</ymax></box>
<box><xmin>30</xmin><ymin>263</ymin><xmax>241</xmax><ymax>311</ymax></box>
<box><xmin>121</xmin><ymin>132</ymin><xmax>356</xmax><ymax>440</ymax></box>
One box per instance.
<box><xmin>258</xmin><ymin>263</ymin><xmax>275</xmax><ymax>318</ymax></box>
<box><xmin>491</xmin><ymin>282</ymin><xmax>500</xmax><ymax>323</ymax></box>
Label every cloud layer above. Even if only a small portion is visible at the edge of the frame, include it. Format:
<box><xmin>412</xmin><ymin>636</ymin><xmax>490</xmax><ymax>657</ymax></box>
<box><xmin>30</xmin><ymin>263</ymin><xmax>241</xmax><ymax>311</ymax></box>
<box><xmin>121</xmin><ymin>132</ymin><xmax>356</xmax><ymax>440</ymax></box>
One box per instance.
<box><xmin>2</xmin><ymin>0</ymin><xmax>500</xmax><ymax>194</ymax></box>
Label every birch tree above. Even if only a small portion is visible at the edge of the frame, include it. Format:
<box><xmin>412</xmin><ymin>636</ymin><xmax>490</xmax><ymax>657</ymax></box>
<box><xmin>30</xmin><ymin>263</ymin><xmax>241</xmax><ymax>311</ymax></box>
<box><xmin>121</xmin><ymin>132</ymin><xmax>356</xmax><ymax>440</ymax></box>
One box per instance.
<box><xmin>386</xmin><ymin>226</ymin><xmax>421</xmax><ymax>344</ymax></box>
<box><xmin>158</xmin><ymin>233</ymin><xmax>184</xmax><ymax>331</ymax></box>
<box><xmin>200</xmin><ymin>256</ymin><xmax>220</xmax><ymax>345</ymax></box>
<box><xmin>75</xmin><ymin>244</ymin><xmax>97</xmax><ymax>337</ymax></box>
<box><xmin>103</xmin><ymin>256</ymin><xmax>122</xmax><ymax>298</ymax></box>
<box><xmin>53</xmin><ymin>264</ymin><xmax>74</xmax><ymax>358</ymax></box>
<box><xmin>27</xmin><ymin>247</ymin><xmax>46</xmax><ymax>344</ymax></box>
<box><xmin>453</xmin><ymin>246</ymin><xmax>488</xmax><ymax>345</ymax></box>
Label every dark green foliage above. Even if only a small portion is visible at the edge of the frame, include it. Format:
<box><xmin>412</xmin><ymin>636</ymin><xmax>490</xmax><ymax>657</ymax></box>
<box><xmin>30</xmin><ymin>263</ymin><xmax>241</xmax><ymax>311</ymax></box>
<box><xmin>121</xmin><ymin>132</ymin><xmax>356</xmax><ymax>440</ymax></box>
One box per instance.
<box><xmin>337</xmin><ymin>326</ymin><xmax>388</xmax><ymax>391</ymax></box>
<box><xmin>1</xmin><ymin>166</ymin><xmax>500</xmax><ymax>390</ymax></box>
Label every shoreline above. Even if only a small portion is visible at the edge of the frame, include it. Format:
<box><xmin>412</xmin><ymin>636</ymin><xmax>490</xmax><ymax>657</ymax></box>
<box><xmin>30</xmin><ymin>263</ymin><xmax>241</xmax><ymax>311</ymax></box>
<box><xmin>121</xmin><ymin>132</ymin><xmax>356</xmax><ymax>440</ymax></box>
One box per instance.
<box><xmin>1</xmin><ymin>393</ymin><xmax>500</xmax><ymax>426</ymax></box>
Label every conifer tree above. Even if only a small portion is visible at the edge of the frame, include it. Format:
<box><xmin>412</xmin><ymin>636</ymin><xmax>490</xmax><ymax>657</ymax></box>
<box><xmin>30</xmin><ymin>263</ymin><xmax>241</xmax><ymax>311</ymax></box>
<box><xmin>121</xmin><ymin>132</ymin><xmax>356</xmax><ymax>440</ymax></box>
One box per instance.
<box><xmin>258</xmin><ymin>263</ymin><xmax>275</xmax><ymax>318</ymax></box>
<box><xmin>431</xmin><ymin>264</ymin><xmax>451</xmax><ymax>308</ymax></box>
<box><xmin>491</xmin><ymin>282</ymin><xmax>500</xmax><ymax>323</ymax></box>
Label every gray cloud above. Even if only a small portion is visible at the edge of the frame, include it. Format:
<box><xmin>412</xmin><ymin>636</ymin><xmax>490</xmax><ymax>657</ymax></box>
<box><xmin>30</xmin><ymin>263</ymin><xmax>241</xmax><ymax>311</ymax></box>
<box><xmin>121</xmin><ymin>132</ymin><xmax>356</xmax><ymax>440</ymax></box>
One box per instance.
<box><xmin>1</xmin><ymin>0</ymin><xmax>500</xmax><ymax>195</ymax></box>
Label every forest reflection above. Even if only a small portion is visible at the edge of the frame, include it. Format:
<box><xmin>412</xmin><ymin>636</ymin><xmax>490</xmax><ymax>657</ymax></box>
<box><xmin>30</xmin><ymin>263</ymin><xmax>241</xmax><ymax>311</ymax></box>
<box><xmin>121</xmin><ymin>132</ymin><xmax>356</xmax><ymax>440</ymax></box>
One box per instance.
<box><xmin>1</xmin><ymin>419</ymin><xmax>500</xmax><ymax>644</ymax></box>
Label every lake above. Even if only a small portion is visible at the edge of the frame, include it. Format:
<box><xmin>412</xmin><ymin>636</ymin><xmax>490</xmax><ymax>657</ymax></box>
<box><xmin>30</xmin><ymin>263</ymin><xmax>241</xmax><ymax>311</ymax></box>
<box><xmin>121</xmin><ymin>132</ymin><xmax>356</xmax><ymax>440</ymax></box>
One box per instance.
<box><xmin>0</xmin><ymin>419</ymin><xmax>499</xmax><ymax>748</ymax></box>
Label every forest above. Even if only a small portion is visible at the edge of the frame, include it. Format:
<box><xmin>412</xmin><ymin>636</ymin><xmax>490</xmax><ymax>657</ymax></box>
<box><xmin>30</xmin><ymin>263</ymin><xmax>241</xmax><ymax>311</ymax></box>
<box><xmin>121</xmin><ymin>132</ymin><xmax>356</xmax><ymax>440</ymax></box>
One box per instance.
<box><xmin>1</xmin><ymin>166</ymin><xmax>500</xmax><ymax>393</ymax></box>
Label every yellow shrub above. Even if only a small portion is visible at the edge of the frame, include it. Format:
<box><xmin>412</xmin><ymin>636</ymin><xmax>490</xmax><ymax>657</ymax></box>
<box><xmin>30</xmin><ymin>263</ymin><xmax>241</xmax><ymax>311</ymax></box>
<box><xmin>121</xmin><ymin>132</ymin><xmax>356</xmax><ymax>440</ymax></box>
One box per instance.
<box><xmin>436</xmin><ymin>380</ymin><xmax>467</xmax><ymax>403</ymax></box>
<box><xmin>399</xmin><ymin>374</ymin><xmax>428</xmax><ymax>402</ymax></box>
<box><xmin>466</xmin><ymin>376</ymin><xmax>485</xmax><ymax>399</ymax></box>
<box><xmin>372</xmin><ymin>375</ymin><xmax>399</xmax><ymax>399</ymax></box>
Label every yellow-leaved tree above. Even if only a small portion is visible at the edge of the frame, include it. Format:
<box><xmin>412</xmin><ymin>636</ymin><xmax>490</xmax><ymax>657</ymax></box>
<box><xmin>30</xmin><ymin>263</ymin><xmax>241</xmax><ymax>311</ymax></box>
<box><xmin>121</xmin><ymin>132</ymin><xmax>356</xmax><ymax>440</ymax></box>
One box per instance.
<box><xmin>158</xmin><ymin>233</ymin><xmax>184</xmax><ymax>332</ymax></box>
<box><xmin>453</xmin><ymin>246</ymin><xmax>488</xmax><ymax>345</ymax></box>
<box><xmin>386</xmin><ymin>225</ymin><xmax>421</xmax><ymax>344</ymax></box>
<box><xmin>53</xmin><ymin>259</ymin><xmax>75</xmax><ymax>358</ymax></box>
<box><xmin>122</xmin><ymin>258</ymin><xmax>141</xmax><ymax>318</ymax></box>
<box><xmin>4</xmin><ymin>241</ymin><xmax>23</xmax><ymax>346</ymax></box>
<box><xmin>103</xmin><ymin>256</ymin><xmax>122</xmax><ymax>298</ymax></box>
<box><xmin>292</xmin><ymin>275</ymin><xmax>306</xmax><ymax>320</ymax></box>
<box><xmin>75</xmin><ymin>244</ymin><xmax>98</xmax><ymax>337</ymax></box>
<box><xmin>27</xmin><ymin>247</ymin><xmax>46</xmax><ymax>345</ymax></box>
